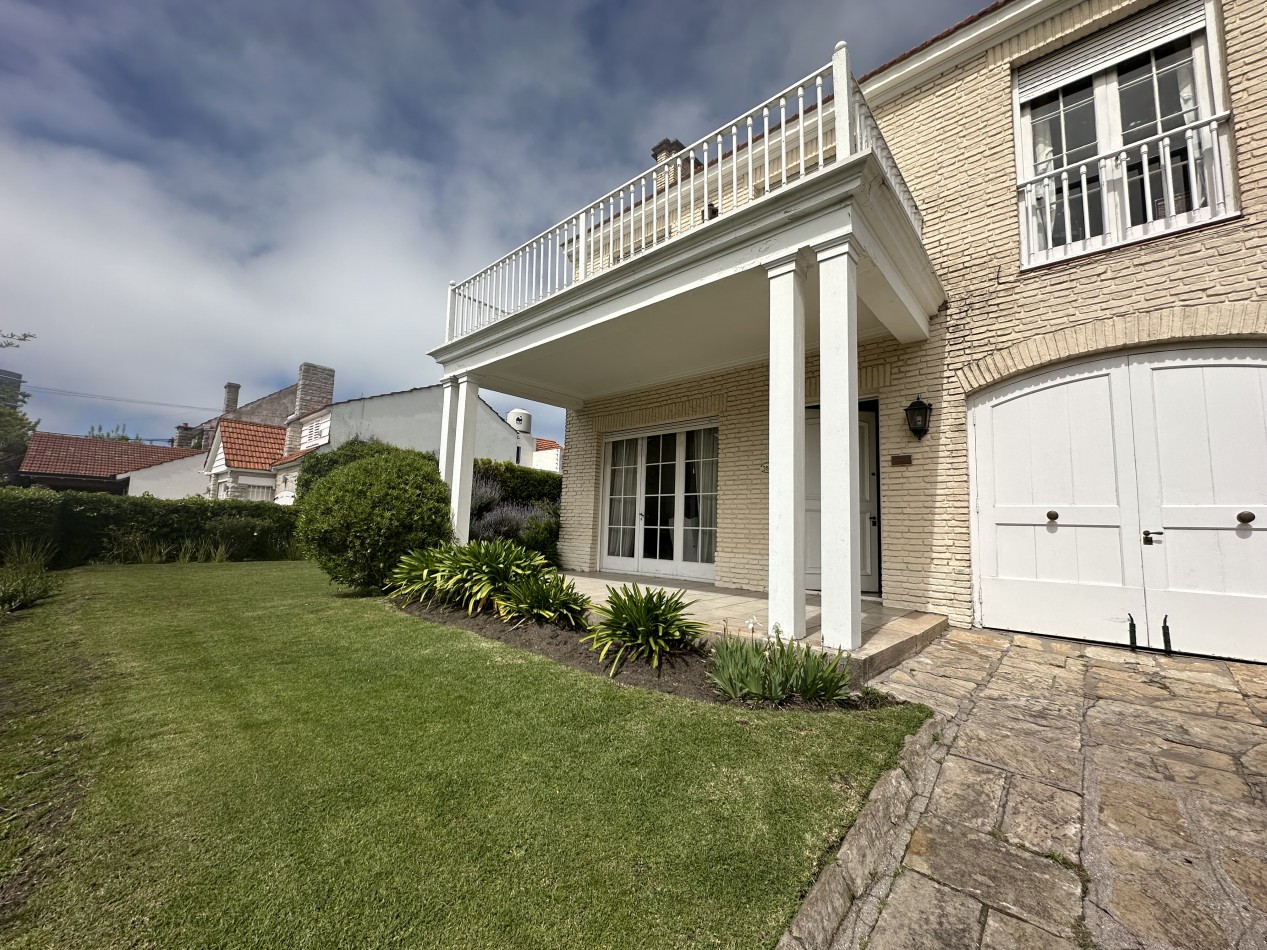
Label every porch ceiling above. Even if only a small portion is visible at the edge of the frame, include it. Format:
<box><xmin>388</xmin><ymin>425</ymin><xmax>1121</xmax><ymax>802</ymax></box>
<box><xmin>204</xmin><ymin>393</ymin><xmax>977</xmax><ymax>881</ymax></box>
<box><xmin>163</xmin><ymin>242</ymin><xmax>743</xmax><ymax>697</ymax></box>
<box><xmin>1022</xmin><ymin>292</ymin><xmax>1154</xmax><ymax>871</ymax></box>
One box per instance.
<box><xmin>432</xmin><ymin>154</ymin><xmax>945</xmax><ymax>409</ymax></box>
<box><xmin>468</xmin><ymin>264</ymin><xmax>890</xmax><ymax>406</ymax></box>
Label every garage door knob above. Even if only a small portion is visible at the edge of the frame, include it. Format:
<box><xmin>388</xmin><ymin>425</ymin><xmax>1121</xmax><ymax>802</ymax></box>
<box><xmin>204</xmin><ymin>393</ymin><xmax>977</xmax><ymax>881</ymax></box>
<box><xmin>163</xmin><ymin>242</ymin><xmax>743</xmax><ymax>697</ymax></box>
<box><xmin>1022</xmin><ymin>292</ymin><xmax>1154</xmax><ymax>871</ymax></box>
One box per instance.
<box><xmin>1237</xmin><ymin>510</ymin><xmax>1256</xmax><ymax>524</ymax></box>
<box><xmin>1046</xmin><ymin>510</ymin><xmax>1059</xmax><ymax>522</ymax></box>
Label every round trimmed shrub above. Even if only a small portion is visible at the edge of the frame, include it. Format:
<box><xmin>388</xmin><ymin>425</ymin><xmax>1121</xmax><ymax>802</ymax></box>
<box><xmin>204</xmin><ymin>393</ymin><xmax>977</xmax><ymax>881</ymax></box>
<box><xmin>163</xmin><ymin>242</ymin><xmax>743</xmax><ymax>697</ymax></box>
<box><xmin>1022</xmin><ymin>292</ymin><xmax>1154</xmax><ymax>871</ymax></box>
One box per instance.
<box><xmin>297</xmin><ymin>449</ymin><xmax>452</xmax><ymax>589</ymax></box>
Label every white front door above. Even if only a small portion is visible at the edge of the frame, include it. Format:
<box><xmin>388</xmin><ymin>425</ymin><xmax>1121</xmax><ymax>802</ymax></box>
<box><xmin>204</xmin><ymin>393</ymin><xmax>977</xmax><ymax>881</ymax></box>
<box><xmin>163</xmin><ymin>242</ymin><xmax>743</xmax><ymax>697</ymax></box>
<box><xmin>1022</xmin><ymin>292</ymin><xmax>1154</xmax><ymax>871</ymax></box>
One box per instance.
<box><xmin>806</xmin><ymin>408</ymin><xmax>880</xmax><ymax>594</ymax></box>
<box><xmin>972</xmin><ymin>346</ymin><xmax>1267</xmax><ymax>662</ymax></box>
<box><xmin>601</xmin><ymin>426</ymin><xmax>718</xmax><ymax>581</ymax></box>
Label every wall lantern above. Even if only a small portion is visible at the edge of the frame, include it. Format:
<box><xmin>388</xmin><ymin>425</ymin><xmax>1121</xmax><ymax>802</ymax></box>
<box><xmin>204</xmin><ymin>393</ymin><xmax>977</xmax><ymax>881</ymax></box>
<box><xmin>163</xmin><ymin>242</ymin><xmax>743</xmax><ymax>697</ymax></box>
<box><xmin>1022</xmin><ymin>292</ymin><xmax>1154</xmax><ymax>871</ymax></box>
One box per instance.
<box><xmin>904</xmin><ymin>396</ymin><xmax>933</xmax><ymax>440</ymax></box>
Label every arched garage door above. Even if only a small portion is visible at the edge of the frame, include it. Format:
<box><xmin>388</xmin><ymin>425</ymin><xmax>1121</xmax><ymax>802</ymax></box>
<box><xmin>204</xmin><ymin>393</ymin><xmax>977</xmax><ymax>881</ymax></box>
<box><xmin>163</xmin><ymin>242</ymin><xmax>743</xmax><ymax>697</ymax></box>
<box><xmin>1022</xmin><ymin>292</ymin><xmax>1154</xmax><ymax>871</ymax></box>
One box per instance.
<box><xmin>970</xmin><ymin>345</ymin><xmax>1267</xmax><ymax>662</ymax></box>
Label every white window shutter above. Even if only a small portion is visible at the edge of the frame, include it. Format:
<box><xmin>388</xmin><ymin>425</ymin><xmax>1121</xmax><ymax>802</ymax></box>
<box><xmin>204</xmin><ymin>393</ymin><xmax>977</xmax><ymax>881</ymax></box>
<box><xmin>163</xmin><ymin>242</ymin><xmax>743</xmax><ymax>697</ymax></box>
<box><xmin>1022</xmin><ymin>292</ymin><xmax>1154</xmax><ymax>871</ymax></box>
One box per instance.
<box><xmin>1017</xmin><ymin>0</ymin><xmax>1205</xmax><ymax>101</ymax></box>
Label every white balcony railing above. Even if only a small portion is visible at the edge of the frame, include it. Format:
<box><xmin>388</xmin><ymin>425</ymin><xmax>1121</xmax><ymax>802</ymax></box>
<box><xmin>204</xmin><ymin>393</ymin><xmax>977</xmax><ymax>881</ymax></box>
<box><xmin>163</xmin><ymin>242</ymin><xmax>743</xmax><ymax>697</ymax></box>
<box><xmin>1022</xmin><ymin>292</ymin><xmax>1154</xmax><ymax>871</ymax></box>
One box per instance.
<box><xmin>1019</xmin><ymin>112</ymin><xmax>1236</xmax><ymax>267</ymax></box>
<box><xmin>445</xmin><ymin>44</ymin><xmax>921</xmax><ymax>342</ymax></box>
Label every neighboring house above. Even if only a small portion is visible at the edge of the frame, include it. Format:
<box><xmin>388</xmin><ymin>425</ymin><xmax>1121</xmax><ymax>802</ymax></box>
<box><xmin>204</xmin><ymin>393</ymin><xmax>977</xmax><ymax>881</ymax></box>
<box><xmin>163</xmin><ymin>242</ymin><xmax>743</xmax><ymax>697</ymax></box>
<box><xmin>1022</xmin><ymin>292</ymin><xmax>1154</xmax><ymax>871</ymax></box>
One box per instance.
<box><xmin>174</xmin><ymin>362</ymin><xmax>334</xmax><ymax>449</ymax></box>
<box><xmin>202</xmin><ymin>362</ymin><xmax>335</xmax><ymax>501</ymax></box>
<box><xmin>205</xmin><ymin>419</ymin><xmax>288</xmax><ymax>501</ymax></box>
<box><xmin>430</xmin><ymin>0</ymin><xmax>1266</xmax><ymax>663</ymax></box>
<box><xmin>533</xmin><ymin>438</ymin><xmax>564</xmax><ymax>474</ymax></box>
<box><xmin>19</xmin><ymin>432</ymin><xmax>202</xmax><ymax>494</ymax></box>
<box><xmin>505</xmin><ymin>407</ymin><xmax>565</xmax><ymax>472</ymax></box>
<box><xmin>121</xmin><ymin>454</ymin><xmax>207</xmax><ymax>499</ymax></box>
<box><xmin>270</xmin><ymin>386</ymin><xmax>523</xmax><ymax>503</ymax></box>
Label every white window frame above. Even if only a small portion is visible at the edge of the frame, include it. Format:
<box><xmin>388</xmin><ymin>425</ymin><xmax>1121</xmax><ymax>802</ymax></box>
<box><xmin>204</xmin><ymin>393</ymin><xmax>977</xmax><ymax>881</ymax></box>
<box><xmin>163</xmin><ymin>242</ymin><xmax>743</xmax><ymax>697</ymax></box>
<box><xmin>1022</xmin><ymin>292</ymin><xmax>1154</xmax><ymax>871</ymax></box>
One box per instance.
<box><xmin>1013</xmin><ymin>0</ymin><xmax>1238</xmax><ymax>267</ymax></box>
<box><xmin>599</xmin><ymin>420</ymin><xmax>719</xmax><ymax>582</ymax></box>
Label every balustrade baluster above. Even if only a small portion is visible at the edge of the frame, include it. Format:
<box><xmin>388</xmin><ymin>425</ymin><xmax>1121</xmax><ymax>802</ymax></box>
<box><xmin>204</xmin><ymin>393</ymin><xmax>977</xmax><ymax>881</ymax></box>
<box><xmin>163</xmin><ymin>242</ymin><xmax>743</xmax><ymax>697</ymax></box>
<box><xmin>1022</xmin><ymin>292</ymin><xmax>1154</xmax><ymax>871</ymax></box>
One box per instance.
<box><xmin>1209</xmin><ymin>122</ymin><xmax>1226</xmax><ymax>215</ymax></box>
<box><xmin>797</xmin><ymin>85</ymin><xmax>805</xmax><ymax>178</ymax></box>
<box><xmin>763</xmin><ymin>108</ymin><xmax>770</xmax><ymax>194</ymax></box>
<box><xmin>1140</xmin><ymin>144</ymin><xmax>1153</xmax><ymax>224</ymax></box>
<box><xmin>1161</xmin><ymin>137</ymin><xmax>1175</xmax><ymax>218</ymax></box>
<box><xmin>779</xmin><ymin>96</ymin><xmax>787</xmax><ymax>187</ymax></box>
<box><xmin>746</xmin><ymin>118</ymin><xmax>754</xmax><ymax>203</ymax></box>
<box><xmin>815</xmin><ymin>77</ymin><xmax>823</xmax><ymax>169</ymax></box>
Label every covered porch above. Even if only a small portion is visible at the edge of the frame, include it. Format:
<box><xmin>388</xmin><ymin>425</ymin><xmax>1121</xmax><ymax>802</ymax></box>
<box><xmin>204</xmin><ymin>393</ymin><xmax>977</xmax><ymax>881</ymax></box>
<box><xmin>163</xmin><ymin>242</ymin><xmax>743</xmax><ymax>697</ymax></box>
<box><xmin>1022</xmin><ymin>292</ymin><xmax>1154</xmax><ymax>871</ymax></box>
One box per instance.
<box><xmin>564</xmin><ymin>571</ymin><xmax>948</xmax><ymax>681</ymax></box>
<box><xmin>431</xmin><ymin>43</ymin><xmax>945</xmax><ymax>652</ymax></box>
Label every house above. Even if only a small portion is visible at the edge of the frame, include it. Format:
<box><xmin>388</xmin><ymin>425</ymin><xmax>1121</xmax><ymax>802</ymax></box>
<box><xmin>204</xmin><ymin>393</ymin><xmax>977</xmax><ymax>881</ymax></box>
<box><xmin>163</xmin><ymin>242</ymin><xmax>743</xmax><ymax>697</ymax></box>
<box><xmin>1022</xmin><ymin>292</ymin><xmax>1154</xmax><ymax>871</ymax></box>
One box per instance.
<box><xmin>120</xmin><ymin>453</ymin><xmax>207</xmax><ymax>499</ymax></box>
<box><xmin>505</xmin><ymin>407</ymin><xmax>564</xmax><ymax>473</ymax></box>
<box><xmin>19</xmin><ymin>432</ymin><xmax>202</xmax><ymax>494</ymax></box>
<box><xmin>173</xmin><ymin>364</ymin><xmax>332</xmax><ymax>450</ymax></box>
<box><xmin>268</xmin><ymin>384</ymin><xmax>524</xmax><ymax>504</ymax></box>
<box><xmin>430</xmin><ymin>0</ymin><xmax>1266</xmax><ymax>663</ymax></box>
<box><xmin>205</xmin><ymin>419</ymin><xmax>289</xmax><ymax>500</ymax></box>
<box><xmin>201</xmin><ymin>362</ymin><xmax>335</xmax><ymax>501</ymax></box>
<box><xmin>533</xmin><ymin>438</ymin><xmax>564</xmax><ymax>475</ymax></box>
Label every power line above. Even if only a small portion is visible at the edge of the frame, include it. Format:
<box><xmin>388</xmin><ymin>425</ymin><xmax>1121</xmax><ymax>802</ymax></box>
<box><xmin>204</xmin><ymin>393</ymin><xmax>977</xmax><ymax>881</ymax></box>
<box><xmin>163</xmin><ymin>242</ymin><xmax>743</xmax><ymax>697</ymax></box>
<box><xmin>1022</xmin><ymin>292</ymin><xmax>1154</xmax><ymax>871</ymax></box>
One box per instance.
<box><xmin>25</xmin><ymin>385</ymin><xmax>219</xmax><ymax>413</ymax></box>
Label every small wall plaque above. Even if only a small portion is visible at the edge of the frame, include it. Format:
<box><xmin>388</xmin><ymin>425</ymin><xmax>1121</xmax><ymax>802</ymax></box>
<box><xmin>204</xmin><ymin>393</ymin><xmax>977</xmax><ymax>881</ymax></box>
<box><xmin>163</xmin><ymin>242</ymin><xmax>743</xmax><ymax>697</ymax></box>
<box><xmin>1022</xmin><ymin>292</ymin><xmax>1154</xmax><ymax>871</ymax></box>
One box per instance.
<box><xmin>890</xmin><ymin>454</ymin><xmax>913</xmax><ymax>466</ymax></box>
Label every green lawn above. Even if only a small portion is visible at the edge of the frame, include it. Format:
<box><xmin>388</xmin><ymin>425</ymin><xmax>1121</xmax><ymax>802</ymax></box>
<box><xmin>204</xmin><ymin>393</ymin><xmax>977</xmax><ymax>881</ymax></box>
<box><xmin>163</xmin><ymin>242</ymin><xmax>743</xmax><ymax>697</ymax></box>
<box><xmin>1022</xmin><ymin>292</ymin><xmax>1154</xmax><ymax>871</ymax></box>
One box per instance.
<box><xmin>0</xmin><ymin>562</ymin><xmax>928</xmax><ymax>949</ymax></box>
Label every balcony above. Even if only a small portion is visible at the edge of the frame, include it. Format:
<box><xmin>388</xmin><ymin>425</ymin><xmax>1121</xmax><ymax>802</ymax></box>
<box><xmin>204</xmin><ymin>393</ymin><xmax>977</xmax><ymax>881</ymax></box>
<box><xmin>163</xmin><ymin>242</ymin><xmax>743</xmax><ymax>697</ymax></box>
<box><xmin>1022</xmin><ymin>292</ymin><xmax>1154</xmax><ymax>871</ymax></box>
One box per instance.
<box><xmin>444</xmin><ymin>44</ymin><xmax>924</xmax><ymax>343</ymax></box>
<box><xmin>1019</xmin><ymin>112</ymin><xmax>1238</xmax><ymax>267</ymax></box>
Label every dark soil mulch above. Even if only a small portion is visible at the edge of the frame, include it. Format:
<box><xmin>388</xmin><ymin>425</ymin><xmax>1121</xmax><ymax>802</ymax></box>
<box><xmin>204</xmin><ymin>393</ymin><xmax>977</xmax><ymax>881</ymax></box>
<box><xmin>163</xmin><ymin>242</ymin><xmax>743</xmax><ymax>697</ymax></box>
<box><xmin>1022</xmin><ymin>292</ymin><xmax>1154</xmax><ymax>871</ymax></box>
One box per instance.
<box><xmin>396</xmin><ymin>600</ymin><xmax>901</xmax><ymax>712</ymax></box>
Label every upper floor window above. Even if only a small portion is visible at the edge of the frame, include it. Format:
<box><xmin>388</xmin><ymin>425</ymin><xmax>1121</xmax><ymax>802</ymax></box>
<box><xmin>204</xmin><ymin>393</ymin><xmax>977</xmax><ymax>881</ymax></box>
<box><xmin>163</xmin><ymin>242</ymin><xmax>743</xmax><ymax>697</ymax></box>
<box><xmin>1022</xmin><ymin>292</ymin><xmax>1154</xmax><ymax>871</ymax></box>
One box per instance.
<box><xmin>1016</xmin><ymin>0</ymin><xmax>1236</xmax><ymax>266</ymax></box>
<box><xmin>300</xmin><ymin>415</ymin><xmax>330</xmax><ymax>450</ymax></box>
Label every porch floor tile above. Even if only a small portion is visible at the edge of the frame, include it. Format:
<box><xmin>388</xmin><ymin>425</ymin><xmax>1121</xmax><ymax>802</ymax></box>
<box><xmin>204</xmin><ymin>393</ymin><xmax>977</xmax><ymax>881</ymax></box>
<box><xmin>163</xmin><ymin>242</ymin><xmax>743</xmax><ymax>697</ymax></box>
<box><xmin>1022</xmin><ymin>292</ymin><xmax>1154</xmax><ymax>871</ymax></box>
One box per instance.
<box><xmin>563</xmin><ymin>571</ymin><xmax>947</xmax><ymax>681</ymax></box>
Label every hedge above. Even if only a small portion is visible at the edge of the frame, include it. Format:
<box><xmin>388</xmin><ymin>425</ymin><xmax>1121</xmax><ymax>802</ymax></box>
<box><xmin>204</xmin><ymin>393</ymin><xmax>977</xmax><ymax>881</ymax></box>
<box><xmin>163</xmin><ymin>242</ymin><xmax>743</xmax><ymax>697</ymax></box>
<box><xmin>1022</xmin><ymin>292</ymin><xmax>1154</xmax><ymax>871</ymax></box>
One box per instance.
<box><xmin>472</xmin><ymin>458</ymin><xmax>561</xmax><ymax>507</ymax></box>
<box><xmin>0</xmin><ymin>487</ymin><xmax>298</xmax><ymax>567</ymax></box>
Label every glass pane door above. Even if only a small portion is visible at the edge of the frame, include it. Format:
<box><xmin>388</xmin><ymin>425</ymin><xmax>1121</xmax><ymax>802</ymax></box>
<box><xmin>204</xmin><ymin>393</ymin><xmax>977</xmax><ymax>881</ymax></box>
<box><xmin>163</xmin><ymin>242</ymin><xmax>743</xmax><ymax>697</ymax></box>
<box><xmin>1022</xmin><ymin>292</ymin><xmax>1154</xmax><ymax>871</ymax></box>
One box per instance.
<box><xmin>642</xmin><ymin>433</ymin><xmax>676</xmax><ymax>562</ymax></box>
<box><xmin>602</xmin><ymin>426</ymin><xmax>719</xmax><ymax>580</ymax></box>
<box><xmin>606</xmin><ymin>438</ymin><xmax>638</xmax><ymax>559</ymax></box>
<box><xmin>683</xmin><ymin>428</ymin><xmax>719</xmax><ymax>564</ymax></box>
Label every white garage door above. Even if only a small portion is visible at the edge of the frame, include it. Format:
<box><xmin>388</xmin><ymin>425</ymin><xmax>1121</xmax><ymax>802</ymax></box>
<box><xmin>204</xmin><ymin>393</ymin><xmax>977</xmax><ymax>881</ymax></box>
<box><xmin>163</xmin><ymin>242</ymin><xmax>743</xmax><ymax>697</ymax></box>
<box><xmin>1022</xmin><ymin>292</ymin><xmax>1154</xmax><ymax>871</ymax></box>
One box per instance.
<box><xmin>972</xmin><ymin>346</ymin><xmax>1267</xmax><ymax>662</ymax></box>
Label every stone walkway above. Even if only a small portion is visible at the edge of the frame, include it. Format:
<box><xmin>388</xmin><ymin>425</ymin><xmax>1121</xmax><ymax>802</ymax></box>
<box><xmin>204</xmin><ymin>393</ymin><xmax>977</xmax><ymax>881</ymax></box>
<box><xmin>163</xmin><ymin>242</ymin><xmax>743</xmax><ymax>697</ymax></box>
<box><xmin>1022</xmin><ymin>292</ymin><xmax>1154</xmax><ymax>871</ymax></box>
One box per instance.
<box><xmin>846</xmin><ymin>629</ymin><xmax>1267</xmax><ymax>950</ymax></box>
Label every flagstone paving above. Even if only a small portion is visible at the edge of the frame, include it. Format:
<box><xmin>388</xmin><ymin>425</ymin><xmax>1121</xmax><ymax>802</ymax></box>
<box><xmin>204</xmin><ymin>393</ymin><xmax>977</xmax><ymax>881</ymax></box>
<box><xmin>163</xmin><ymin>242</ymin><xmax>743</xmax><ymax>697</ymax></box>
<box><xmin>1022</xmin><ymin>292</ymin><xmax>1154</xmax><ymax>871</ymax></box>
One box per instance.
<box><xmin>831</xmin><ymin>630</ymin><xmax>1267</xmax><ymax>950</ymax></box>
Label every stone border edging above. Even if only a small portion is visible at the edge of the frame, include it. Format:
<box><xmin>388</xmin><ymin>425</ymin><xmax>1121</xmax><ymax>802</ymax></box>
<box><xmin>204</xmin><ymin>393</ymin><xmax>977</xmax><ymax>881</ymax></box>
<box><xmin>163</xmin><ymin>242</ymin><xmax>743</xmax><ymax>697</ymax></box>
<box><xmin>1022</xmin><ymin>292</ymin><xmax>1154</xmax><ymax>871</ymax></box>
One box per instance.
<box><xmin>777</xmin><ymin>714</ymin><xmax>956</xmax><ymax>950</ymax></box>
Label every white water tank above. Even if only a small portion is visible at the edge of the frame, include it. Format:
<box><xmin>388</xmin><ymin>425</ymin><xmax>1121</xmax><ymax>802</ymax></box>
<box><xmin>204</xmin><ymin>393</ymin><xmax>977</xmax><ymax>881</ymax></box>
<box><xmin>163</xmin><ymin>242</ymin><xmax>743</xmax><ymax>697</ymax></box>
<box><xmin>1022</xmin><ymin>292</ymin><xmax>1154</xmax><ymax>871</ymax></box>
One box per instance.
<box><xmin>508</xmin><ymin>409</ymin><xmax>533</xmax><ymax>434</ymax></box>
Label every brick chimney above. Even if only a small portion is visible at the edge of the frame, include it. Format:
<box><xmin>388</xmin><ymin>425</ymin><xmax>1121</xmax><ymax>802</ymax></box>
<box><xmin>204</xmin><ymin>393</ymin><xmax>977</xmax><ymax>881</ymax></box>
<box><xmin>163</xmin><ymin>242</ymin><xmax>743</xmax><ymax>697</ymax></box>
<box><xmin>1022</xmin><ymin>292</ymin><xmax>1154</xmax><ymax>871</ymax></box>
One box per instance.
<box><xmin>652</xmin><ymin>138</ymin><xmax>686</xmax><ymax>191</ymax></box>
<box><xmin>223</xmin><ymin>382</ymin><xmax>241</xmax><ymax>414</ymax></box>
<box><xmin>284</xmin><ymin>362</ymin><xmax>335</xmax><ymax>454</ymax></box>
<box><xmin>174</xmin><ymin>423</ymin><xmax>196</xmax><ymax>448</ymax></box>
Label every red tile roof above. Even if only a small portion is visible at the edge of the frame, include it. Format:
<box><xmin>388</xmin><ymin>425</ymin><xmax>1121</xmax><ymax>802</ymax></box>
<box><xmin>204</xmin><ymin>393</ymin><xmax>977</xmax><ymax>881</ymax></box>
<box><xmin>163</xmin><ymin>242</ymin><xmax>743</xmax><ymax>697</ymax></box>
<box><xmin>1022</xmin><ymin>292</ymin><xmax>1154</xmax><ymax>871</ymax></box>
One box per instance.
<box><xmin>20</xmin><ymin>432</ymin><xmax>203</xmax><ymax>479</ymax></box>
<box><xmin>217</xmin><ymin>419</ymin><xmax>287</xmax><ymax>471</ymax></box>
<box><xmin>535</xmin><ymin>438</ymin><xmax>563</xmax><ymax>452</ymax></box>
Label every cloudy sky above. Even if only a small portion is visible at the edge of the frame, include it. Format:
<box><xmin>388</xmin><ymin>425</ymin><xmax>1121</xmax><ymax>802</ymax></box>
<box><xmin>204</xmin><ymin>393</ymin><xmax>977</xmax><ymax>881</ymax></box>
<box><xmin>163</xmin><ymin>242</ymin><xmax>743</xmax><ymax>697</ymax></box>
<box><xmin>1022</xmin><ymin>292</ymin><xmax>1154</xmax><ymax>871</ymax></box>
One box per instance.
<box><xmin>1</xmin><ymin>0</ymin><xmax>983</xmax><ymax>445</ymax></box>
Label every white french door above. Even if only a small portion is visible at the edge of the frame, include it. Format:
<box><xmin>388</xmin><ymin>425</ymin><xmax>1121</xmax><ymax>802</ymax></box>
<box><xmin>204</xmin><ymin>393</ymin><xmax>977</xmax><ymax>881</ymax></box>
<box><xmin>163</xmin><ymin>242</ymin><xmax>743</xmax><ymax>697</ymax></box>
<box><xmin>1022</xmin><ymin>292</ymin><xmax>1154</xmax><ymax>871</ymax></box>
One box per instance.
<box><xmin>973</xmin><ymin>346</ymin><xmax>1267</xmax><ymax>662</ymax></box>
<box><xmin>601</xmin><ymin>425</ymin><xmax>718</xmax><ymax>581</ymax></box>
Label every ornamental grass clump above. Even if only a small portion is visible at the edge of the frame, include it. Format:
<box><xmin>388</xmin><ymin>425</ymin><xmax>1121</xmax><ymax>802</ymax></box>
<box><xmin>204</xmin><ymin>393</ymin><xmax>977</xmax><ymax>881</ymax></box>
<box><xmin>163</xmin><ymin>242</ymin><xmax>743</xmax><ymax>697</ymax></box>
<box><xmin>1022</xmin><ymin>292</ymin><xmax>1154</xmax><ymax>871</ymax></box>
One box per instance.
<box><xmin>708</xmin><ymin>636</ymin><xmax>852</xmax><ymax>705</ymax></box>
<box><xmin>388</xmin><ymin>539</ymin><xmax>549</xmax><ymax>615</ymax></box>
<box><xmin>494</xmin><ymin>570</ymin><xmax>591</xmax><ymax>631</ymax></box>
<box><xmin>0</xmin><ymin>540</ymin><xmax>61</xmax><ymax>614</ymax></box>
<box><xmin>582</xmin><ymin>584</ymin><xmax>708</xmax><ymax>677</ymax></box>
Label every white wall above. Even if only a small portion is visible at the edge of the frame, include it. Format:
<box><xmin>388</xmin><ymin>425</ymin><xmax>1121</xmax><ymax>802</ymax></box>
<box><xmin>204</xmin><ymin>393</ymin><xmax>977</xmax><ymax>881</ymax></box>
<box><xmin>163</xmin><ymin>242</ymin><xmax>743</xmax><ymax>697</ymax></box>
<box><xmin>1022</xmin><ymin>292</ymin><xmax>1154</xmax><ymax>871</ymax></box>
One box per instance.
<box><xmin>532</xmin><ymin>447</ymin><xmax>563</xmax><ymax>473</ymax></box>
<box><xmin>326</xmin><ymin>387</ymin><xmax>519</xmax><ymax>462</ymax></box>
<box><xmin>123</xmin><ymin>455</ymin><xmax>208</xmax><ymax>499</ymax></box>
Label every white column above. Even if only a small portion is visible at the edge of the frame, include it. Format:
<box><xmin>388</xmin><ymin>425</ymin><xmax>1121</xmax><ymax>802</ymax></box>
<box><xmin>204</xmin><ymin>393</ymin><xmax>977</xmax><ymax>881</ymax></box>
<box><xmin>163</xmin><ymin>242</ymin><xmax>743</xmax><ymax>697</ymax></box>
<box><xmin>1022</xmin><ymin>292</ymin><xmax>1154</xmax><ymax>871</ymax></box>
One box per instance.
<box><xmin>438</xmin><ymin>376</ymin><xmax>457</xmax><ymax>485</ymax></box>
<box><xmin>451</xmin><ymin>374</ymin><xmax>480</xmax><ymax>544</ymax></box>
<box><xmin>817</xmin><ymin>238</ymin><xmax>861</xmax><ymax>650</ymax></box>
<box><xmin>766</xmin><ymin>251</ymin><xmax>808</xmax><ymax>641</ymax></box>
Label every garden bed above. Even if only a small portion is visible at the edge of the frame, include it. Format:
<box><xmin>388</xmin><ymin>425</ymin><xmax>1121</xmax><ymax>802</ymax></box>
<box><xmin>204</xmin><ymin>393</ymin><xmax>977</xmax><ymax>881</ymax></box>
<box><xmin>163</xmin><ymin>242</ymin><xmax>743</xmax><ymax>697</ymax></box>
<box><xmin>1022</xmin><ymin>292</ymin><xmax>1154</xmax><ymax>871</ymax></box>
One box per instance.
<box><xmin>398</xmin><ymin>600</ymin><xmax>901</xmax><ymax>712</ymax></box>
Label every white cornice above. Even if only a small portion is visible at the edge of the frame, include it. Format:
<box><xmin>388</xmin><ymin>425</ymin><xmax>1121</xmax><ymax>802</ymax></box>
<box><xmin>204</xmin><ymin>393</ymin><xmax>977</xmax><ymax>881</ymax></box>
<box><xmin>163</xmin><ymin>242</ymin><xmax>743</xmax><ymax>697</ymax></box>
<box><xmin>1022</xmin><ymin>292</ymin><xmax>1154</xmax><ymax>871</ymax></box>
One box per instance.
<box><xmin>861</xmin><ymin>0</ymin><xmax>1093</xmax><ymax>107</ymax></box>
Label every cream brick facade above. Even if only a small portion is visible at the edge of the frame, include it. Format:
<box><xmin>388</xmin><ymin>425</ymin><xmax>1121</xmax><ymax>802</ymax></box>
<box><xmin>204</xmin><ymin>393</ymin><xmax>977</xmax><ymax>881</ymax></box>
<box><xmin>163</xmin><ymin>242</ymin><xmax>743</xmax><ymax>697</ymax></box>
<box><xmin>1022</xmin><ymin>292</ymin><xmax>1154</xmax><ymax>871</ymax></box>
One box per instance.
<box><xmin>559</xmin><ymin>0</ymin><xmax>1266</xmax><ymax>628</ymax></box>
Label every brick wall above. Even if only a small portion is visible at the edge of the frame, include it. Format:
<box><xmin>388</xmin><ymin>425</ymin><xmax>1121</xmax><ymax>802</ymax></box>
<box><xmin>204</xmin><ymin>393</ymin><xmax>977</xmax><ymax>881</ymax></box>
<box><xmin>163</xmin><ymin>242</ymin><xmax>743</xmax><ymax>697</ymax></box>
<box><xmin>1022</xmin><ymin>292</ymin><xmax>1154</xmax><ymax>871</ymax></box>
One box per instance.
<box><xmin>859</xmin><ymin>0</ymin><xmax>1267</xmax><ymax>625</ymax></box>
<box><xmin>560</xmin><ymin>0</ymin><xmax>1266</xmax><ymax>628</ymax></box>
